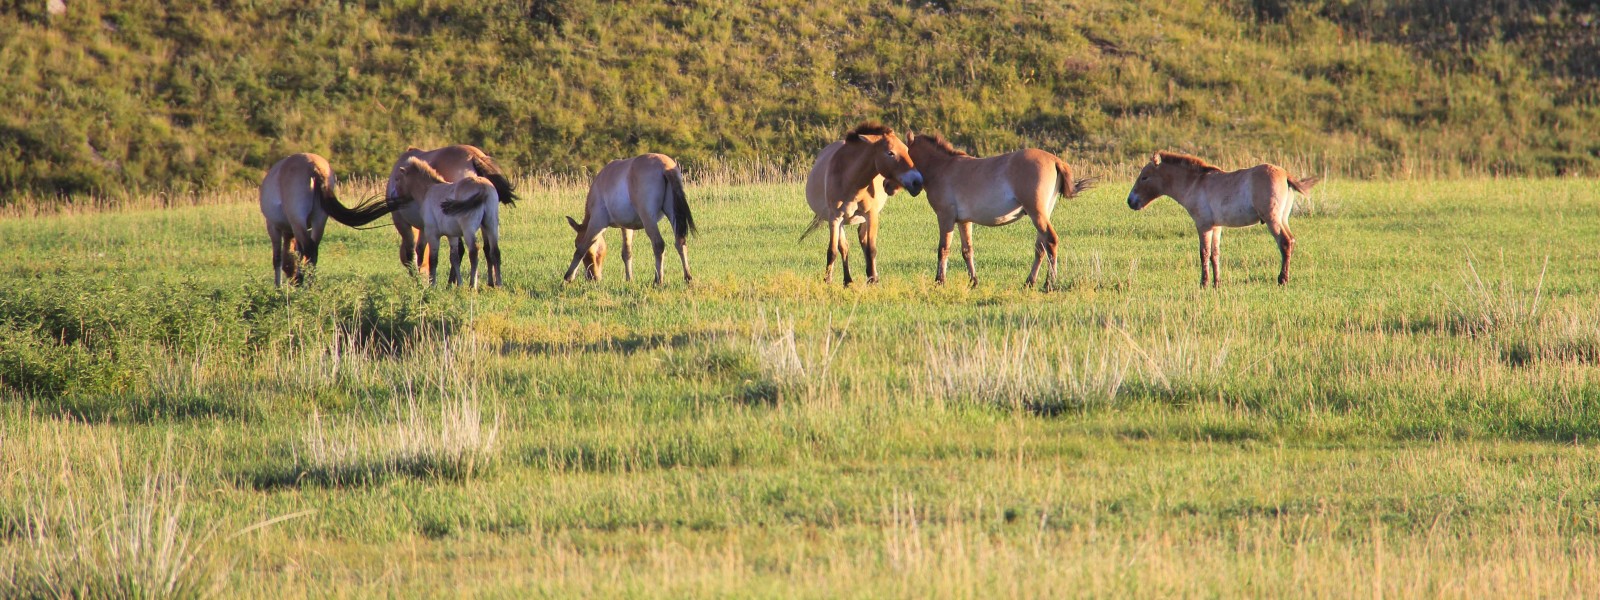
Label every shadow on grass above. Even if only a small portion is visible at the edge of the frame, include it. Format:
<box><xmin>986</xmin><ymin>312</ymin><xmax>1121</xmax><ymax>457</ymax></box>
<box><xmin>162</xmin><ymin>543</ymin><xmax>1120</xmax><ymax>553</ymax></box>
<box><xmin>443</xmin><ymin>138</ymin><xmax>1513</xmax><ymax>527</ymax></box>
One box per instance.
<box><xmin>241</xmin><ymin>454</ymin><xmax>491</xmax><ymax>491</ymax></box>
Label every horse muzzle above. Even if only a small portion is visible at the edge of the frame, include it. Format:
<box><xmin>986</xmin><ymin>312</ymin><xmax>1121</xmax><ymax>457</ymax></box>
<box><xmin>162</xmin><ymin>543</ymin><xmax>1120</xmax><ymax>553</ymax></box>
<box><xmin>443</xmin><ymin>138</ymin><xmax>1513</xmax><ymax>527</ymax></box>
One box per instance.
<box><xmin>1126</xmin><ymin>193</ymin><xmax>1145</xmax><ymax>210</ymax></box>
<box><xmin>901</xmin><ymin>171</ymin><xmax>925</xmax><ymax>197</ymax></box>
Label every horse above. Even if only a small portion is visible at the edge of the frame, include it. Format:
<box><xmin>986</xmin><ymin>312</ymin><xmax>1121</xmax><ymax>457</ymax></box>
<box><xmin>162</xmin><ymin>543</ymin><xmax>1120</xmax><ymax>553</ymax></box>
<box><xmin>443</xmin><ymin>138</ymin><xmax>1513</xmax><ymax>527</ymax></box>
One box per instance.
<box><xmin>802</xmin><ymin>122</ymin><xmax>924</xmax><ymax>285</ymax></box>
<box><xmin>907</xmin><ymin>133</ymin><xmax>1094</xmax><ymax>290</ymax></box>
<box><xmin>259</xmin><ymin>153</ymin><xmax>402</xmax><ymax>285</ymax></box>
<box><xmin>389</xmin><ymin>156</ymin><xmax>503</xmax><ymax>287</ymax></box>
<box><xmin>1125</xmin><ymin>152</ymin><xmax>1320</xmax><ymax>287</ymax></box>
<box><xmin>562</xmin><ymin>153</ymin><xmax>695</xmax><ymax>285</ymax></box>
<box><xmin>385</xmin><ymin>145</ymin><xmax>516</xmax><ymax>270</ymax></box>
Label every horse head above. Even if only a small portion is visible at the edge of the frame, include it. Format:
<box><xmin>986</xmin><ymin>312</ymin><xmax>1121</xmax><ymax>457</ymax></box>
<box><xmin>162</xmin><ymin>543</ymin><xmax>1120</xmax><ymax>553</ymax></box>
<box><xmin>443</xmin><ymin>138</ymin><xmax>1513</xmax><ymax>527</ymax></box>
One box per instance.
<box><xmin>845</xmin><ymin>122</ymin><xmax>923</xmax><ymax>197</ymax></box>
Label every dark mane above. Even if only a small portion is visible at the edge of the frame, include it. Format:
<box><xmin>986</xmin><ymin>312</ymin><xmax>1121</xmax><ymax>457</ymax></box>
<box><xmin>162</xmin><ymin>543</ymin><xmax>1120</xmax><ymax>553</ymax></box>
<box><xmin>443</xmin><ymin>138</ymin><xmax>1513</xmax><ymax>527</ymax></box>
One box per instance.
<box><xmin>915</xmin><ymin>132</ymin><xmax>972</xmax><ymax>157</ymax></box>
<box><xmin>844</xmin><ymin>121</ymin><xmax>895</xmax><ymax>140</ymax></box>
<box><xmin>1157</xmin><ymin>151</ymin><xmax>1224</xmax><ymax>173</ymax></box>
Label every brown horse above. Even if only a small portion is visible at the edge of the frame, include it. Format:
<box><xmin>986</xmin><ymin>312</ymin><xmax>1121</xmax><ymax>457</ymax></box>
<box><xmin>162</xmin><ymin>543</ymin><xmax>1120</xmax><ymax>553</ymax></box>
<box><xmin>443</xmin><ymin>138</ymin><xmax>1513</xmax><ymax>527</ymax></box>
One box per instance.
<box><xmin>385</xmin><ymin>145</ymin><xmax>516</xmax><ymax>270</ymax></box>
<box><xmin>1126</xmin><ymin>152</ymin><xmax>1320</xmax><ymax>287</ymax></box>
<box><xmin>802</xmin><ymin>122</ymin><xmax>924</xmax><ymax>285</ymax></box>
<box><xmin>907</xmin><ymin>134</ymin><xmax>1093</xmax><ymax>290</ymax></box>
<box><xmin>259</xmin><ymin>153</ymin><xmax>401</xmax><ymax>285</ymax></box>
<box><xmin>390</xmin><ymin>157</ymin><xmax>503</xmax><ymax>287</ymax></box>
<box><xmin>562</xmin><ymin>153</ymin><xmax>695</xmax><ymax>285</ymax></box>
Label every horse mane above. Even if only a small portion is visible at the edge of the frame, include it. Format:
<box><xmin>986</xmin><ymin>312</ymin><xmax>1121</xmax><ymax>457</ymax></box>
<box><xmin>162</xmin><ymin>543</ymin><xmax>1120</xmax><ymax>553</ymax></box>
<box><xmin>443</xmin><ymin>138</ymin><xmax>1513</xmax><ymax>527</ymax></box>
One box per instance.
<box><xmin>844</xmin><ymin>121</ymin><xmax>894</xmax><ymax>140</ymax></box>
<box><xmin>916</xmin><ymin>133</ymin><xmax>971</xmax><ymax>157</ymax></box>
<box><xmin>403</xmin><ymin>156</ymin><xmax>447</xmax><ymax>184</ymax></box>
<box><xmin>1157</xmin><ymin>152</ymin><xmax>1224</xmax><ymax>173</ymax></box>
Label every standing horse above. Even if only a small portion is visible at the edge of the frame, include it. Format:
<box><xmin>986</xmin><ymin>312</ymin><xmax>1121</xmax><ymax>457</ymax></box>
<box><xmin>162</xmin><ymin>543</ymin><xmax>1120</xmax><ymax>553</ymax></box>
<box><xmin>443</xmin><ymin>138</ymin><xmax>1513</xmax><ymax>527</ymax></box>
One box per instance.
<box><xmin>802</xmin><ymin>122</ymin><xmax>924</xmax><ymax>285</ymax></box>
<box><xmin>562</xmin><ymin>153</ymin><xmax>695</xmax><ymax>285</ymax></box>
<box><xmin>259</xmin><ymin>153</ymin><xmax>402</xmax><ymax>285</ymax></box>
<box><xmin>390</xmin><ymin>157</ymin><xmax>503</xmax><ymax>287</ymax></box>
<box><xmin>907</xmin><ymin>133</ymin><xmax>1093</xmax><ymax>290</ymax></box>
<box><xmin>385</xmin><ymin>145</ymin><xmax>516</xmax><ymax>270</ymax></box>
<box><xmin>1126</xmin><ymin>152</ymin><xmax>1320</xmax><ymax>287</ymax></box>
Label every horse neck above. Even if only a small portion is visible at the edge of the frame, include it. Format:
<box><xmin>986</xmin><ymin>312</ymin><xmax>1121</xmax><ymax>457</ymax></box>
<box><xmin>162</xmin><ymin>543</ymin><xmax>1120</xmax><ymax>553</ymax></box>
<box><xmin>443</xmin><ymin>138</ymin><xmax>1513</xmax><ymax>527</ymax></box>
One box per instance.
<box><xmin>835</xmin><ymin>144</ymin><xmax>882</xmax><ymax>192</ymax></box>
<box><xmin>1159</xmin><ymin>168</ymin><xmax>1206</xmax><ymax>207</ymax></box>
<box><xmin>910</xmin><ymin>145</ymin><xmax>957</xmax><ymax>172</ymax></box>
<box><xmin>398</xmin><ymin>172</ymin><xmax>442</xmax><ymax>202</ymax></box>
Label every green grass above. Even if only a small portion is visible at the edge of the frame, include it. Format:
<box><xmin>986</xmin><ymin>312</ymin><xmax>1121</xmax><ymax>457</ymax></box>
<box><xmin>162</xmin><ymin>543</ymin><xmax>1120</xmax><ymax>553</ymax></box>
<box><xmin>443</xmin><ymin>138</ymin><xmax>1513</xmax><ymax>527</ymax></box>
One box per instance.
<box><xmin>3</xmin><ymin>0</ymin><xmax>1598</xmax><ymax>202</ymax></box>
<box><xmin>4</xmin><ymin>176</ymin><xmax>1600</xmax><ymax>596</ymax></box>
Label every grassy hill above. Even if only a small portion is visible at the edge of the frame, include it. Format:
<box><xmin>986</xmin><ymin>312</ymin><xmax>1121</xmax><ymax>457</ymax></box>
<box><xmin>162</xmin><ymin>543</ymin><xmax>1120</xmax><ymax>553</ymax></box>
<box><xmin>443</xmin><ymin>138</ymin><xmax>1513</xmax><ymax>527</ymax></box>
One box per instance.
<box><xmin>2</xmin><ymin>0</ymin><xmax>1597</xmax><ymax>202</ymax></box>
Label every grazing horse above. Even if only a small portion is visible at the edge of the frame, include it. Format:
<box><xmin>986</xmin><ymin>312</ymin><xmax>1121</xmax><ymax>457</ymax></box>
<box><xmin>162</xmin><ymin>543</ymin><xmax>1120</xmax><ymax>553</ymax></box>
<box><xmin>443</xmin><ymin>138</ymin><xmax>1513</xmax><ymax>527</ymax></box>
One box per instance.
<box><xmin>385</xmin><ymin>145</ymin><xmax>516</xmax><ymax>270</ymax></box>
<box><xmin>259</xmin><ymin>153</ymin><xmax>401</xmax><ymax>285</ymax></box>
<box><xmin>562</xmin><ymin>153</ymin><xmax>695</xmax><ymax>285</ymax></box>
<box><xmin>1126</xmin><ymin>152</ymin><xmax>1320</xmax><ymax>287</ymax></box>
<box><xmin>389</xmin><ymin>157</ymin><xmax>503</xmax><ymax>287</ymax></box>
<box><xmin>907</xmin><ymin>133</ymin><xmax>1093</xmax><ymax>290</ymax></box>
<box><xmin>802</xmin><ymin>122</ymin><xmax>924</xmax><ymax>285</ymax></box>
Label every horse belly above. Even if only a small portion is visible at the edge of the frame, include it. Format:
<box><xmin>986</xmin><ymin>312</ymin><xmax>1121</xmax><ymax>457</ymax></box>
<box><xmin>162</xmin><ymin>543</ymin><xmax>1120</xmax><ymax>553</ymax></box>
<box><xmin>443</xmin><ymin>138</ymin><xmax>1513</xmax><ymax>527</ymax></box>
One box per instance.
<box><xmin>1216</xmin><ymin>200</ymin><xmax>1263</xmax><ymax>228</ymax></box>
<box><xmin>957</xmin><ymin>189</ymin><xmax>1024</xmax><ymax>226</ymax></box>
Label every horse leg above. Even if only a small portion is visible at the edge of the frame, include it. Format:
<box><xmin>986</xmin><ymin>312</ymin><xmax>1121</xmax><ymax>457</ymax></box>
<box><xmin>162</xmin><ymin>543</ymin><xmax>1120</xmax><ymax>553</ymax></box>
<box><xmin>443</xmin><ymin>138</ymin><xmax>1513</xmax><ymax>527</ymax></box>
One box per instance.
<box><xmin>1209</xmin><ymin>229</ymin><xmax>1223</xmax><ymax>288</ymax></box>
<box><xmin>284</xmin><ymin>237</ymin><xmax>300</xmax><ymax>284</ymax></box>
<box><xmin>824</xmin><ymin>218</ymin><xmax>842</xmax><ymax>283</ymax></box>
<box><xmin>959</xmin><ymin>222</ymin><xmax>977</xmax><ymax>288</ymax></box>
<box><xmin>466</xmin><ymin>232</ymin><xmax>480</xmax><ymax>289</ymax></box>
<box><xmin>425</xmin><ymin>234</ymin><xmax>441</xmax><ymax>287</ymax></box>
<box><xmin>673</xmin><ymin>228</ymin><xmax>692</xmax><ymax>283</ymax></box>
<box><xmin>445</xmin><ymin>237</ymin><xmax>463</xmax><ymax>286</ymax></box>
<box><xmin>643</xmin><ymin>221</ymin><xmax>668</xmax><ymax>286</ymax></box>
<box><xmin>394</xmin><ymin>216</ymin><xmax>417</xmax><ymax>271</ymax></box>
<box><xmin>482</xmin><ymin>220</ymin><xmax>502</xmax><ymax>288</ymax></box>
<box><xmin>1196</xmin><ymin>229</ymin><xmax>1211</xmax><ymax>288</ymax></box>
<box><xmin>268</xmin><ymin>225</ymin><xmax>284</xmax><ymax>286</ymax></box>
<box><xmin>838</xmin><ymin>222</ymin><xmax>854</xmax><ymax>286</ymax></box>
<box><xmin>1269</xmin><ymin>220</ymin><xmax>1294</xmax><ymax>285</ymax></box>
<box><xmin>858</xmin><ymin>213</ymin><xmax>880</xmax><ymax>283</ymax></box>
<box><xmin>621</xmin><ymin>229</ymin><xmax>635</xmax><ymax>282</ymax></box>
<box><xmin>1029</xmin><ymin>214</ymin><xmax>1059</xmax><ymax>292</ymax></box>
<box><xmin>935</xmin><ymin>216</ymin><xmax>955</xmax><ymax>285</ymax></box>
<box><xmin>563</xmin><ymin>224</ymin><xmax>607</xmax><ymax>283</ymax></box>
<box><xmin>288</xmin><ymin>222</ymin><xmax>316</xmax><ymax>286</ymax></box>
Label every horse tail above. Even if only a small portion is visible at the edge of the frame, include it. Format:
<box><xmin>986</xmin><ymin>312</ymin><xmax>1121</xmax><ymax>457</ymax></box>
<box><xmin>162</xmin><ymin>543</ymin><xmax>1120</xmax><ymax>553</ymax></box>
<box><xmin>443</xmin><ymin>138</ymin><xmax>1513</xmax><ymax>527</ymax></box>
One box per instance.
<box><xmin>798</xmin><ymin>218</ymin><xmax>825</xmax><ymax>242</ymax></box>
<box><xmin>1287</xmin><ymin>174</ymin><xmax>1322</xmax><ymax>195</ymax></box>
<box><xmin>469</xmin><ymin>155</ymin><xmax>518</xmax><ymax>207</ymax></box>
<box><xmin>1055</xmin><ymin>157</ymin><xmax>1096</xmax><ymax>198</ymax></box>
<box><xmin>316</xmin><ymin>164</ymin><xmax>403</xmax><ymax>227</ymax></box>
<box><xmin>440</xmin><ymin>185</ymin><xmax>494</xmax><ymax>216</ymax></box>
<box><xmin>664</xmin><ymin>168</ymin><xmax>696</xmax><ymax>238</ymax></box>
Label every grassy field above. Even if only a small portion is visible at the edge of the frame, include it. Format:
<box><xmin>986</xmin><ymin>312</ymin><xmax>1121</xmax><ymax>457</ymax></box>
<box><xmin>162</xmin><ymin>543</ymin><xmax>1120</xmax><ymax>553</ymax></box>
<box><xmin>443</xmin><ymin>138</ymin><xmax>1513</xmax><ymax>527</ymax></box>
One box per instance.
<box><xmin>4</xmin><ymin>174</ymin><xmax>1600</xmax><ymax>597</ymax></box>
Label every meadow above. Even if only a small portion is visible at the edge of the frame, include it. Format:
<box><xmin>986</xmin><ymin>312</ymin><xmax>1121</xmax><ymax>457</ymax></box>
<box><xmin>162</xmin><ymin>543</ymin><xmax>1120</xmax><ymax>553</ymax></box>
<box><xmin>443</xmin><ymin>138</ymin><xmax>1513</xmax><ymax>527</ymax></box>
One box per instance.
<box><xmin>2</xmin><ymin>172</ymin><xmax>1600</xmax><ymax>597</ymax></box>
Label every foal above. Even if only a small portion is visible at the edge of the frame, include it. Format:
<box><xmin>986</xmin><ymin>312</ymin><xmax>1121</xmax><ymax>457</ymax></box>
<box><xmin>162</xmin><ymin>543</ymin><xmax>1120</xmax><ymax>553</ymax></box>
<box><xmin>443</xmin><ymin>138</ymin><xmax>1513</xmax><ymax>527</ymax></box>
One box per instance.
<box><xmin>907</xmin><ymin>134</ymin><xmax>1093</xmax><ymax>290</ymax></box>
<box><xmin>1126</xmin><ymin>152</ymin><xmax>1320</xmax><ymax>287</ymax></box>
<box><xmin>390</xmin><ymin>157</ymin><xmax>503</xmax><ymax>287</ymax></box>
<box><xmin>384</xmin><ymin>145</ymin><xmax>517</xmax><ymax>270</ymax></box>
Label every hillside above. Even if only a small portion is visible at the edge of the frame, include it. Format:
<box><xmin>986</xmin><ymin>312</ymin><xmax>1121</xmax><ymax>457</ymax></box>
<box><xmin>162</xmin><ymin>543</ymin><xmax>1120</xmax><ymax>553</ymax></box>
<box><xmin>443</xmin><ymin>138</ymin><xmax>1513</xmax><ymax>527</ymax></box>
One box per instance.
<box><xmin>2</xmin><ymin>0</ymin><xmax>1597</xmax><ymax>202</ymax></box>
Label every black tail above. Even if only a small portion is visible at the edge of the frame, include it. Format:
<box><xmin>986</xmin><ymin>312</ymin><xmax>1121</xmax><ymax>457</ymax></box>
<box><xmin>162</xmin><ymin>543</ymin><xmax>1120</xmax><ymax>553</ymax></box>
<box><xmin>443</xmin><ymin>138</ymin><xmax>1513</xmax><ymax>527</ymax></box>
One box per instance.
<box><xmin>440</xmin><ymin>188</ymin><xmax>492</xmax><ymax>216</ymax></box>
<box><xmin>1055</xmin><ymin>158</ymin><xmax>1096</xmax><ymax>198</ymax></box>
<box><xmin>798</xmin><ymin>218</ymin><xmax>825</xmax><ymax>242</ymax></box>
<box><xmin>1288</xmin><ymin>175</ymin><xmax>1321</xmax><ymax>194</ymax></box>
<box><xmin>470</xmin><ymin>156</ymin><xmax>518</xmax><ymax>206</ymax></box>
<box><xmin>316</xmin><ymin>167</ymin><xmax>402</xmax><ymax>228</ymax></box>
<box><xmin>665</xmin><ymin>169</ymin><xmax>695</xmax><ymax>238</ymax></box>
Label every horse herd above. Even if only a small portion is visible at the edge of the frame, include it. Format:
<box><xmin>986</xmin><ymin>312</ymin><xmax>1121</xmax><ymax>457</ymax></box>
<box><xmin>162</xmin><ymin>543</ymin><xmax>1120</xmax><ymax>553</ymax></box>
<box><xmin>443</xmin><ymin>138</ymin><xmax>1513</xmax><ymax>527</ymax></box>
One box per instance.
<box><xmin>259</xmin><ymin>121</ymin><xmax>1320</xmax><ymax>289</ymax></box>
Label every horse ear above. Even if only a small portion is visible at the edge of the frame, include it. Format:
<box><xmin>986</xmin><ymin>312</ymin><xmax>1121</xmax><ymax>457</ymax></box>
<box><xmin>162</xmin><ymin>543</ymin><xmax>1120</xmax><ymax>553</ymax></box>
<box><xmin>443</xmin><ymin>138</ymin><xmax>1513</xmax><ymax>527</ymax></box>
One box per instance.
<box><xmin>1151</xmin><ymin>152</ymin><xmax>1162</xmax><ymax>165</ymax></box>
